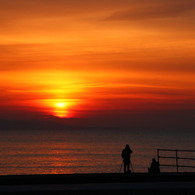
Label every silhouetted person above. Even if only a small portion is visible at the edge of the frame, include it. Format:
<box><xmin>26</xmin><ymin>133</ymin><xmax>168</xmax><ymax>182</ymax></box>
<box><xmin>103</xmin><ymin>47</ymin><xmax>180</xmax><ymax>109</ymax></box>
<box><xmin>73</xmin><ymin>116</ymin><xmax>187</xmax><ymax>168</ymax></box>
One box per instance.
<box><xmin>121</xmin><ymin>144</ymin><xmax>133</xmax><ymax>173</ymax></box>
<box><xmin>148</xmin><ymin>158</ymin><xmax>160</xmax><ymax>173</ymax></box>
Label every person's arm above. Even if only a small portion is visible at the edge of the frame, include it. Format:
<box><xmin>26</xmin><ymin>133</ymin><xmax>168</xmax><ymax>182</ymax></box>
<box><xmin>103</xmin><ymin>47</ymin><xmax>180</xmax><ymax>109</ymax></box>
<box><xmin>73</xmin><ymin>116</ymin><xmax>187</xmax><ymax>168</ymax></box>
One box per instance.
<box><xmin>121</xmin><ymin>150</ymin><xmax>125</xmax><ymax>158</ymax></box>
<box><xmin>130</xmin><ymin>149</ymin><xmax>133</xmax><ymax>154</ymax></box>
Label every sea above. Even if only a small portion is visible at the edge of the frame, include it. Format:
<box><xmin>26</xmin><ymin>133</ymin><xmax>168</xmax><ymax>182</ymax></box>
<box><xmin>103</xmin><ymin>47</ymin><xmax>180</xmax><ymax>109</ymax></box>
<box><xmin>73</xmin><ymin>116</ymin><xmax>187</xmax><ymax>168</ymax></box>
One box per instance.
<box><xmin>1</xmin><ymin>128</ymin><xmax>195</xmax><ymax>175</ymax></box>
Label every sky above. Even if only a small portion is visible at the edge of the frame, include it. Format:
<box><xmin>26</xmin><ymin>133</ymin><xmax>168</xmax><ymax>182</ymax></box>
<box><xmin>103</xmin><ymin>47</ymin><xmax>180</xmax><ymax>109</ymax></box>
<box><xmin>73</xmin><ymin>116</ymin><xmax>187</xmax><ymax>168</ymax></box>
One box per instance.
<box><xmin>0</xmin><ymin>0</ymin><xmax>195</xmax><ymax>126</ymax></box>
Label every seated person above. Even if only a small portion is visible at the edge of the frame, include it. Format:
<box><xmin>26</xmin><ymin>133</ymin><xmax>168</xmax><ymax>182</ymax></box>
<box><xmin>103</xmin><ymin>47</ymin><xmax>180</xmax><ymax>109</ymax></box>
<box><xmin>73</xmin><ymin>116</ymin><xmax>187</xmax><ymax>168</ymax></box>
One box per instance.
<box><xmin>148</xmin><ymin>158</ymin><xmax>160</xmax><ymax>173</ymax></box>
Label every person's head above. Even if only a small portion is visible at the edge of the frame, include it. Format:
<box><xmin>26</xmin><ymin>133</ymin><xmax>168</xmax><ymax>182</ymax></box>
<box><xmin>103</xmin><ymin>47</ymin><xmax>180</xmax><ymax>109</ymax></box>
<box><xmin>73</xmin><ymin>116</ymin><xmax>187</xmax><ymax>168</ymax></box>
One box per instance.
<box><xmin>125</xmin><ymin>144</ymin><xmax>130</xmax><ymax>149</ymax></box>
<box><xmin>152</xmin><ymin>158</ymin><xmax>156</xmax><ymax>162</ymax></box>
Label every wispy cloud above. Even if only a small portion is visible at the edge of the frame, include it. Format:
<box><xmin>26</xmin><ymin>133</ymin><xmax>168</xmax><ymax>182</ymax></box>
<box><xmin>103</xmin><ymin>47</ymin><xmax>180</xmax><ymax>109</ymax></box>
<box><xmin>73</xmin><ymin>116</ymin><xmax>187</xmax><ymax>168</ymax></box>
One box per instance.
<box><xmin>105</xmin><ymin>1</ymin><xmax>195</xmax><ymax>21</ymax></box>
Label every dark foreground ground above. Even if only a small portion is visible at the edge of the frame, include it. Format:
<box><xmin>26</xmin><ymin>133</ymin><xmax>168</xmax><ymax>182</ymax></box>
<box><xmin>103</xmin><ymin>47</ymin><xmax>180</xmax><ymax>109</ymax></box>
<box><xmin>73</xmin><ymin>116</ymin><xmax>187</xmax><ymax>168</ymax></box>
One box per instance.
<box><xmin>1</xmin><ymin>172</ymin><xmax>195</xmax><ymax>194</ymax></box>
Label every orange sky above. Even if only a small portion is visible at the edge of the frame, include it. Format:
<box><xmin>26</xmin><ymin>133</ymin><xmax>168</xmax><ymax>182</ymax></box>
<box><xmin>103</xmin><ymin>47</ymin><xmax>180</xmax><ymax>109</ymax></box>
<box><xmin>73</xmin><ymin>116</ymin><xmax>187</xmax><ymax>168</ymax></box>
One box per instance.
<box><xmin>0</xmin><ymin>0</ymin><xmax>195</xmax><ymax>119</ymax></box>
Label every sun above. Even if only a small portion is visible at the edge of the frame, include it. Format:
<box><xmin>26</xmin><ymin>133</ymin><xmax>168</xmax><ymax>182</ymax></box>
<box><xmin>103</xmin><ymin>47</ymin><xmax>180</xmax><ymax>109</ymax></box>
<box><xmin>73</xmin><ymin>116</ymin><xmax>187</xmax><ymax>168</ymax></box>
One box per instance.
<box><xmin>55</xmin><ymin>102</ymin><xmax>67</xmax><ymax>108</ymax></box>
<box><xmin>53</xmin><ymin>102</ymin><xmax>68</xmax><ymax>118</ymax></box>
<box><xmin>41</xmin><ymin>99</ymin><xmax>79</xmax><ymax>118</ymax></box>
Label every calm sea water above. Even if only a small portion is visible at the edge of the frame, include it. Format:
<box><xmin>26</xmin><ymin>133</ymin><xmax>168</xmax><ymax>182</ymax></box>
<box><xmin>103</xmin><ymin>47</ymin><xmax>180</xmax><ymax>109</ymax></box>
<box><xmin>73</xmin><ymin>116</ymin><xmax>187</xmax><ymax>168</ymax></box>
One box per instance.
<box><xmin>1</xmin><ymin>128</ymin><xmax>195</xmax><ymax>175</ymax></box>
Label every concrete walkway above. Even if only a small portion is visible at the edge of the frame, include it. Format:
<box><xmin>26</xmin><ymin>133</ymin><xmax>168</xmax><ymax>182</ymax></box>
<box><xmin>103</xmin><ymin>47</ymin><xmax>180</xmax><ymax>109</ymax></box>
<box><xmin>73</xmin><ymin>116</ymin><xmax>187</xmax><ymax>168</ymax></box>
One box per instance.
<box><xmin>1</xmin><ymin>173</ymin><xmax>195</xmax><ymax>194</ymax></box>
<box><xmin>1</xmin><ymin>182</ymin><xmax>195</xmax><ymax>194</ymax></box>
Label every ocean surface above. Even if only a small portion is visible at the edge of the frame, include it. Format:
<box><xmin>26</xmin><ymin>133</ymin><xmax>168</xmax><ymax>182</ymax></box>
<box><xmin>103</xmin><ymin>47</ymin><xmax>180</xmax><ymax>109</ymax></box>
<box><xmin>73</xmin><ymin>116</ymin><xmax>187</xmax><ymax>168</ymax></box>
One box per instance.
<box><xmin>1</xmin><ymin>128</ymin><xmax>195</xmax><ymax>175</ymax></box>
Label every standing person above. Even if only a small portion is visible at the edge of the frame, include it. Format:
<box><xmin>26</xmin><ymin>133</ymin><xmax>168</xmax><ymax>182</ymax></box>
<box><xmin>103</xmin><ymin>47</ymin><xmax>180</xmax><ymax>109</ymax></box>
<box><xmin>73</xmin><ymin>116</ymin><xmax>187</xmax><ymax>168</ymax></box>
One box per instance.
<box><xmin>121</xmin><ymin>144</ymin><xmax>133</xmax><ymax>173</ymax></box>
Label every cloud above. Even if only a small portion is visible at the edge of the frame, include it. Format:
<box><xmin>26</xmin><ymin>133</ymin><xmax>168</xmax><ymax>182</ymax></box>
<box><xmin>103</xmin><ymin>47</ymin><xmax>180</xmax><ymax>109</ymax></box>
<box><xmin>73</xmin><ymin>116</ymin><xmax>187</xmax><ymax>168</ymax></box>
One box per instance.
<box><xmin>1</xmin><ymin>41</ymin><xmax>195</xmax><ymax>76</ymax></box>
<box><xmin>104</xmin><ymin>1</ymin><xmax>195</xmax><ymax>21</ymax></box>
<box><xmin>0</xmin><ymin>0</ymin><xmax>130</xmax><ymax>20</ymax></box>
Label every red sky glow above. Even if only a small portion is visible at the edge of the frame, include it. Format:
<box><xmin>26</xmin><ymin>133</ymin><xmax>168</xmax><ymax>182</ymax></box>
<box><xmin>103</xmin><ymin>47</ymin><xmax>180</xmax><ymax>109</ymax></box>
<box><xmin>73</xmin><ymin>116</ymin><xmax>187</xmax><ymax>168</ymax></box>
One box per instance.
<box><xmin>0</xmin><ymin>0</ymin><xmax>195</xmax><ymax>121</ymax></box>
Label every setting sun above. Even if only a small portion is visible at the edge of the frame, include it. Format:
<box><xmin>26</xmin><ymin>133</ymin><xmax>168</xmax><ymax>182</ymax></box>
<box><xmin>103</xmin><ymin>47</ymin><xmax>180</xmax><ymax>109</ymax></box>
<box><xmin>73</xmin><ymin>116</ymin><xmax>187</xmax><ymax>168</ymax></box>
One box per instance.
<box><xmin>40</xmin><ymin>99</ymin><xmax>81</xmax><ymax>118</ymax></box>
<box><xmin>54</xmin><ymin>102</ymin><xmax>68</xmax><ymax>118</ymax></box>
<box><xmin>55</xmin><ymin>102</ymin><xmax>67</xmax><ymax>108</ymax></box>
<box><xmin>54</xmin><ymin>110</ymin><xmax>69</xmax><ymax>118</ymax></box>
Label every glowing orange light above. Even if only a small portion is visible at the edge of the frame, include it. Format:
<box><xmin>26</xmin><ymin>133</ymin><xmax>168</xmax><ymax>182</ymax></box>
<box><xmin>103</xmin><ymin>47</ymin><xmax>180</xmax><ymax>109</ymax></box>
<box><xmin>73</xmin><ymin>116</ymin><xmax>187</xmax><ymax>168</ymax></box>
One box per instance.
<box><xmin>53</xmin><ymin>101</ymin><xmax>68</xmax><ymax>118</ymax></box>
<box><xmin>54</xmin><ymin>110</ymin><xmax>69</xmax><ymax>118</ymax></box>
<box><xmin>40</xmin><ymin>99</ymin><xmax>81</xmax><ymax>118</ymax></box>
<box><xmin>55</xmin><ymin>102</ymin><xmax>67</xmax><ymax>108</ymax></box>
<box><xmin>54</xmin><ymin>102</ymin><xmax>69</xmax><ymax>118</ymax></box>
